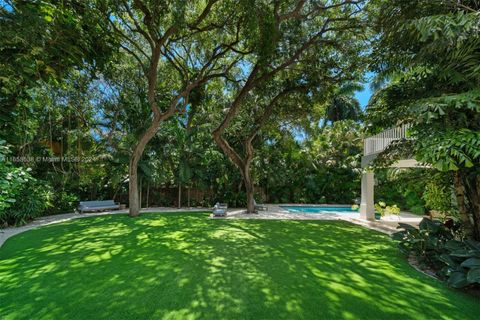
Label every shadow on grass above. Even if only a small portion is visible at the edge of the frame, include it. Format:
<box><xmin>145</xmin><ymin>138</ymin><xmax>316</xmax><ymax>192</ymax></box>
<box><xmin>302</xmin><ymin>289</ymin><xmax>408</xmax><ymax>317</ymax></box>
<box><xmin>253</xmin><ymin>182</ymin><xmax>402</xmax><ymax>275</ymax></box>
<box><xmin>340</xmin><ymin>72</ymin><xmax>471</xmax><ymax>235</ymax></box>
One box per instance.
<box><xmin>0</xmin><ymin>213</ymin><xmax>479</xmax><ymax>319</ymax></box>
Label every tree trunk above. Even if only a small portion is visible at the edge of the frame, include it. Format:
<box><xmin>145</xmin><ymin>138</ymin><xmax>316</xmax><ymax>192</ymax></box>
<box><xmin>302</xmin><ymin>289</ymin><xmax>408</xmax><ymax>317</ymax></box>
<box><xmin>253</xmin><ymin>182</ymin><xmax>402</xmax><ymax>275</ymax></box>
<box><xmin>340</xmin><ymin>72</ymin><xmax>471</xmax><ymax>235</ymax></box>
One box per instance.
<box><xmin>463</xmin><ymin>171</ymin><xmax>480</xmax><ymax>240</ymax></box>
<box><xmin>128</xmin><ymin>162</ymin><xmax>140</xmax><ymax>216</ymax></box>
<box><xmin>178</xmin><ymin>182</ymin><xmax>182</xmax><ymax>209</ymax></box>
<box><xmin>476</xmin><ymin>175</ymin><xmax>480</xmax><ymax>239</ymax></box>
<box><xmin>244</xmin><ymin>169</ymin><xmax>255</xmax><ymax>213</ymax></box>
<box><xmin>243</xmin><ymin>140</ymin><xmax>255</xmax><ymax>214</ymax></box>
<box><xmin>127</xmin><ymin>42</ymin><xmax>203</xmax><ymax>216</ymax></box>
<box><xmin>146</xmin><ymin>182</ymin><xmax>150</xmax><ymax>208</ymax></box>
<box><xmin>453</xmin><ymin>171</ymin><xmax>473</xmax><ymax>238</ymax></box>
<box><xmin>129</xmin><ymin>115</ymin><xmax>161</xmax><ymax>217</ymax></box>
<box><xmin>139</xmin><ymin>177</ymin><xmax>143</xmax><ymax>210</ymax></box>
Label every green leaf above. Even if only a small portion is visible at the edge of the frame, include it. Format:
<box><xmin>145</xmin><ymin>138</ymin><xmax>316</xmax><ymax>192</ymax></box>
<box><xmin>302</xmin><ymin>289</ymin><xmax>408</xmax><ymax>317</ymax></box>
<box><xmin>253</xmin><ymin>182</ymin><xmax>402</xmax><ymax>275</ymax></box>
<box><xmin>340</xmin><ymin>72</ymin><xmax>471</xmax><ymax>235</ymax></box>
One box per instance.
<box><xmin>465</xmin><ymin>240</ymin><xmax>480</xmax><ymax>252</ymax></box>
<box><xmin>445</xmin><ymin>240</ymin><xmax>465</xmax><ymax>251</ymax></box>
<box><xmin>447</xmin><ymin>271</ymin><xmax>469</xmax><ymax>288</ymax></box>
<box><xmin>391</xmin><ymin>231</ymin><xmax>406</xmax><ymax>241</ymax></box>
<box><xmin>461</xmin><ymin>258</ymin><xmax>480</xmax><ymax>268</ymax></box>
<box><xmin>439</xmin><ymin>254</ymin><xmax>459</xmax><ymax>268</ymax></box>
<box><xmin>419</xmin><ymin>218</ymin><xmax>439</xmax><ymax>232</ymax></box>
<box><xmin>449</xmin><ymin>250</ymin><xmax>475</xmax><ymax>258</ymax></box>
<box><xmin>467</xmin><ymin>268</ymin><xmax>480</xmax><ymax>284</ymax></box>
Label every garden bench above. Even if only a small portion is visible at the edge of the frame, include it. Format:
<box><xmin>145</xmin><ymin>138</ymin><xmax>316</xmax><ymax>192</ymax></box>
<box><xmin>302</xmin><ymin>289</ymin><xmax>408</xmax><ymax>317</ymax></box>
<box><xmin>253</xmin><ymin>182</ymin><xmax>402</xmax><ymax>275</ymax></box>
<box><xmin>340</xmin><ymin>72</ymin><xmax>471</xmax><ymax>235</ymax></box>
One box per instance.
<box><xmin>78</xmin><ymin>200</ymin><xmax>120</xmax><ymax>214</ymax></box>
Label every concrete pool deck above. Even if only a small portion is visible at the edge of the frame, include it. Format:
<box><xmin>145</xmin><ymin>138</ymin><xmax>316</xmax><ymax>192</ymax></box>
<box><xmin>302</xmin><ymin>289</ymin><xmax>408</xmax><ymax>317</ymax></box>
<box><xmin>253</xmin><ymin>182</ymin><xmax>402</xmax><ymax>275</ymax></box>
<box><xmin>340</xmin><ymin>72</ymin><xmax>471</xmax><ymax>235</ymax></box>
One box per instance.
<box><xmin>0</xmin><ymin>205</ymin><xmax>423</xmax><ymax>248</ymax></box>
<box><xmin>222</xmin><ymin>204</ymin><xmax>423</xmax><ymax>234</ymax></box>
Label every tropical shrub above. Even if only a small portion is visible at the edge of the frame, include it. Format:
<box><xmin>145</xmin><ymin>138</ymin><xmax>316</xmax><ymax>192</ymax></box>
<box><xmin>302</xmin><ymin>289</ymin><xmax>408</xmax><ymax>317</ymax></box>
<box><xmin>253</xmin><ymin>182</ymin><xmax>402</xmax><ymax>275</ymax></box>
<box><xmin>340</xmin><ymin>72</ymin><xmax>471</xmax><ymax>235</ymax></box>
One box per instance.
<box><xmin>422</xmin><ymin>182</ymin><xmax>454</xmax><ymax>219</ymax></box>
<box><xmin>374</xmin><ymin>201</ymin><xmax>400</xmax><ymax>217</ymax></box>
<box><xmin>374</xmin><ymin>169</ymin><xmax>427</xmax><ymax>215</ymax></box>
<box><xmin>47</xmin><ymin>191</ymin><xmax>78</xmax><ymax>215</ymax></box>
<box><xmin>392</xmin><ymin>218</ymin><xmax>480</xmax><ymax>289</ymax></box>
<box><xmin>0</xmin><ymin>166</ymin><xmax>54</xmax><ymax>226</ymax></box>
<box><xmin>0</xmin><ymin>141</ymin><xmax>54</xmax><ymax>226</ymax></box>
<box><xmin>439</xmin><ymin>240</ymin><xmax>480</xmax><ymax>288</ymax></box>
<box><xmin>392</xmin><ymin>218</ymin><xmax>455</xmax><ymax>269</ymax></box>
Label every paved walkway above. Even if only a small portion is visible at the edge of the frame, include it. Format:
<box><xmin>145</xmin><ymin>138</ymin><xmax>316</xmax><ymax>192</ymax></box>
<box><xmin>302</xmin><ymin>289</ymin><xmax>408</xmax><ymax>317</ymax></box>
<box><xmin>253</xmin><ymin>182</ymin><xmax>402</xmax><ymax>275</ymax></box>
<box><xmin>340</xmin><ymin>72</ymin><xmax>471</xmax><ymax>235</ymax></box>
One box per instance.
<box><xmin>0</xmin><ymin>205</ymin><xmax>423</xmax><ymax>248</ymax></box>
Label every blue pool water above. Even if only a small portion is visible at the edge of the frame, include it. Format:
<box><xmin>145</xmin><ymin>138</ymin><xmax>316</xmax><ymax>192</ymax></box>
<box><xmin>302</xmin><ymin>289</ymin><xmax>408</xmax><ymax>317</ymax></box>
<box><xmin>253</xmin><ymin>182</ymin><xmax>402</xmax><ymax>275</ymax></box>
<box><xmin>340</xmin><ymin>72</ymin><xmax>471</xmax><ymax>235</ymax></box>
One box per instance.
<box><xmin>281</xmin><ymin>206</ymin><xmax>356</xmax><ymax>213</ymax></box>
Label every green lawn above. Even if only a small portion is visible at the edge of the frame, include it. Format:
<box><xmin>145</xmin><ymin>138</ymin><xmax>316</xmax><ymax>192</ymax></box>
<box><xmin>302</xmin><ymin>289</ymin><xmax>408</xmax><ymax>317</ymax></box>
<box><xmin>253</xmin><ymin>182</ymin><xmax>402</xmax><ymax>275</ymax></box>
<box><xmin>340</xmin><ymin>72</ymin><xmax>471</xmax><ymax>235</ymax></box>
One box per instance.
<box><xmin>0</xmin><ymin>213</ymin><xmax>479</xmax><ymax>320</ymax></box>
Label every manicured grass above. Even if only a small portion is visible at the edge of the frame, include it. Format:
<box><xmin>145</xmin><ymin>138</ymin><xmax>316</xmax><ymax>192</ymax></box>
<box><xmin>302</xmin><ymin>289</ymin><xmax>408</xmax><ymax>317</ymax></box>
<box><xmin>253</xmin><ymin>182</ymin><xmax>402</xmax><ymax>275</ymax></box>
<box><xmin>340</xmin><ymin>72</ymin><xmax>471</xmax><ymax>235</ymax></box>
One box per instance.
<box><xmin>1</xmin><ymin>213</ymin><xmax>479</xmax><ymax>320</ymax></box>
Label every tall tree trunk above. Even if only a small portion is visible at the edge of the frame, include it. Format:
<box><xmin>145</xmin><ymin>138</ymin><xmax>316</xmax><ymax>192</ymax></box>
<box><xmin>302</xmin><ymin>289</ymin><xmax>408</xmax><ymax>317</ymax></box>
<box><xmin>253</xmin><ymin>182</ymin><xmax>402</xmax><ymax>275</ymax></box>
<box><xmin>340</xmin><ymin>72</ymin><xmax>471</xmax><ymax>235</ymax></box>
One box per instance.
<box><xmin>146</xmin><ymin>182</ymin><xmax>150</xmax><ymax>208</ymax></box>
<box><xmin>129</xmin><ymin>159</ymin><xmax>140</xmax><ymax>216</ymax></box>
<box><xmin>463</xmin><ymin>170</ymin><xmax>480</xmax><ymax>240</ymax></box>
<box><xmin>126</xmin><ymin>35</ymin><xmax>216</xmax><ymax>216</ymax></box>
<box><xmin>453</xmin><ymin>171</ymin><xmax>473</xmax><ymax>238</ymax></box>
<box><xmin>129</xmin><ymin>115</ymin><xmax>161</xmax><ymax>217</ymax></box>
<box><xmin>139</xmin><ymin>177</ymin><xmax>143</xmax><ymax>210</ymax></box>
<box><xmin>243</xmin><ymin>139</ymin><xmax>255</xmax><ymax>213</ymax></box>
<box><xmin>211</xmin><ymin>81</ymin><xmax>307</xmax><ymax>214</ymax></box>
<box><xmin>178</xmin><ymin>182</ymin><xmax>182</xmax><ymax>209</ymax></box>
<box><xmin>129</xmin><ymin>44</ymin><xmax>163</xmax><ymax>217</ymax></box>
<box><xmin>242</xmin><ymin>164</ymin><xmax>255</xmax><ymax>214</ymax></box>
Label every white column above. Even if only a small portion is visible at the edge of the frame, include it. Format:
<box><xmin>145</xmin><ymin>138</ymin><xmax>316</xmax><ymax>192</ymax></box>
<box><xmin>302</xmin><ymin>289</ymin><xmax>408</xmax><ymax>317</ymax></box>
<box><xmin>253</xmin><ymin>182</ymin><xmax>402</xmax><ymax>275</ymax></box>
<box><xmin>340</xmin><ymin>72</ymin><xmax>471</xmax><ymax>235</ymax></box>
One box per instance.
<box><xmin>360</xmin><ymin>171</ymin><xmax>375</xmax><ymax>221</ymax></box>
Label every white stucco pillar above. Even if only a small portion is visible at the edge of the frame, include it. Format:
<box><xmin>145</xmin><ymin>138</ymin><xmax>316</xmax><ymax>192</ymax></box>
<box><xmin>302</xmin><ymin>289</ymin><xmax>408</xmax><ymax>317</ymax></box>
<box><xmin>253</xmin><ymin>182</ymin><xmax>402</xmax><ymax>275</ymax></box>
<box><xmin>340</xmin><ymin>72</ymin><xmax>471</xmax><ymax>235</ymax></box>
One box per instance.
<box><xmin>360</xmin><ymin>171</ymin><xmax>375</xmax><ymax>221</ymax></box>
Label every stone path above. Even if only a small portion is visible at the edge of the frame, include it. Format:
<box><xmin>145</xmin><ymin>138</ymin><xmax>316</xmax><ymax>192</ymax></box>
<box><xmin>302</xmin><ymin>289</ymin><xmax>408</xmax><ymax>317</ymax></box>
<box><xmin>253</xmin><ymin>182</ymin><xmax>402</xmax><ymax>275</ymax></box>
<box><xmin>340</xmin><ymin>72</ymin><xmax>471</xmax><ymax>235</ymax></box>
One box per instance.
<box><xmin>0</xmin><ymin>205</ymin><xmax>423</xmax><ymax>248</ymax></box>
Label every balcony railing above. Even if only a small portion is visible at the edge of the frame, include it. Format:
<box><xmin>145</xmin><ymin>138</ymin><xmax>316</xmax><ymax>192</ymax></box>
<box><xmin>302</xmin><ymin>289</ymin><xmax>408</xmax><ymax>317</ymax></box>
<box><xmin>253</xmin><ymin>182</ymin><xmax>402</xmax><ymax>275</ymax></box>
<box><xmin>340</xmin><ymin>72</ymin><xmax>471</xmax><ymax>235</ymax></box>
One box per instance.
<box><xmin>364</xmin><ymin>124</ymin><xmax>410</xmax><ymax>156</ymax></box>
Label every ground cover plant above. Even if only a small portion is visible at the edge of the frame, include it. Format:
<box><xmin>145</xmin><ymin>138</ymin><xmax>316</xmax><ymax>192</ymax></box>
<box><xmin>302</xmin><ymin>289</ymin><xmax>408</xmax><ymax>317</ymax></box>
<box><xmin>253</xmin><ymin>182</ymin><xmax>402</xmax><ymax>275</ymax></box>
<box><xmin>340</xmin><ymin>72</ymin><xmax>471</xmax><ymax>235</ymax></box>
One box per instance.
<box><xmin>1</xmin><ymin>213</ymin><xmax>480</xmax><ymax>320</ymax></box>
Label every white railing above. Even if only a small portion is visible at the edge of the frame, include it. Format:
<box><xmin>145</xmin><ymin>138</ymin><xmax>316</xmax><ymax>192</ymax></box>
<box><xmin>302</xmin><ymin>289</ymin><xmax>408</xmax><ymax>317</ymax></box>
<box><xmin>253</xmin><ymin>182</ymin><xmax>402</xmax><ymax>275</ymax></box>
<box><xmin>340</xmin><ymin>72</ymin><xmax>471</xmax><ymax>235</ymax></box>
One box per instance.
<box><xmin>364</xmin><ymin>124</ymin><xmax>410</xmax><ymax>156</ymax></box>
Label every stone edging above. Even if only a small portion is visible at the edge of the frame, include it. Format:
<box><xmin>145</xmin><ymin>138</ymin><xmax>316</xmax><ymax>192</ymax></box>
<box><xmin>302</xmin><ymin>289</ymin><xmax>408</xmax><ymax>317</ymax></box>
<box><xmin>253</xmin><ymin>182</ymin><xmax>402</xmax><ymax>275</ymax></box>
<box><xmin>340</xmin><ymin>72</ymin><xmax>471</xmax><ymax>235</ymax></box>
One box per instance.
<box><xmin>407</xmin><ymin>254</ymin><xmax>439</xmax><ymax>280</ymax></box>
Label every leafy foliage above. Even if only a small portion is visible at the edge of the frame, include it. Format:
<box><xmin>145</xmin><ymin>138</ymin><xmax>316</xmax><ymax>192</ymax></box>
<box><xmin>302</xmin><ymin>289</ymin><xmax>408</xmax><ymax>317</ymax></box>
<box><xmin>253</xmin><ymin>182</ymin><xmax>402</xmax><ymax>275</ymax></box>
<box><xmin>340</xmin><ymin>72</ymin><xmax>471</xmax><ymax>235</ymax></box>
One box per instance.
<box><xmin>439</xmin><ymin>239</ymin><xmax>480</xmax><ymax>288</ymax></box>
<box><xmin>368</xmin><ymin>0</ymin><xmax>480</xmax><ymax>238</ymax></box>
<box><xmin>0</xmin><ymin>0</ymin><xmax>114</xmax><ymax>143</ymax></box>
<box><xmin>393</xmin><ymin>217</ymin><xmax>480</xmax><ymax>289</ymax></box>
<box><xmin>422</xmin><ymin>182</ymin><xmax>455</xmax><ymax>218</ymax></box>
<box><xmin>0</xmin><ymin>140</ymin><xmax>53</xmax><ymax>226</ymax></box>
<box><xmin>392</xmin><ymin>218</ymin><xmax>456</xmax><ymax>269</ymax></box>
<box><xmin>258</xmin><ymin>120</ymin><xmax>363</xmax><ymax>204</ymax></box>
<box><xmin>374</xmin><ymin>201</ymin><xmax>400</xmax><ymax>217</ymax></box>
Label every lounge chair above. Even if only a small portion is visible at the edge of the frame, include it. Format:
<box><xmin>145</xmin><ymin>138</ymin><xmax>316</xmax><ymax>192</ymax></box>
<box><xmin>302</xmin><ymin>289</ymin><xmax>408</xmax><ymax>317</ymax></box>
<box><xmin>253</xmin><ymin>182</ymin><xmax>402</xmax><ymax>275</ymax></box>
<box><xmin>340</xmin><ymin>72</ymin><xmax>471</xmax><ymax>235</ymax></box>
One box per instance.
<box><xmin>213</xmin><ymin>203</ymin><xmax>228</xmax><ymax>217</ymax></box>
<box><xmin>254</xmin><ymin>199</ymin><xmax>268</xmax><ymax>212</ymax></box>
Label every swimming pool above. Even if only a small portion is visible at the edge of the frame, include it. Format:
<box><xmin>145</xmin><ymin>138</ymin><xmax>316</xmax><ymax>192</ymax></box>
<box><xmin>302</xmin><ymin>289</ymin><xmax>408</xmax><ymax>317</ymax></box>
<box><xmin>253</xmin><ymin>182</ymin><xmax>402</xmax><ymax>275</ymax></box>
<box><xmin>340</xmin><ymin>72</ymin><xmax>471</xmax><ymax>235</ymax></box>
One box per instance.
<box><xmin>281</xmin><ymin>206</ymin><xmax>356</xmax><ymax>213</ymax></box>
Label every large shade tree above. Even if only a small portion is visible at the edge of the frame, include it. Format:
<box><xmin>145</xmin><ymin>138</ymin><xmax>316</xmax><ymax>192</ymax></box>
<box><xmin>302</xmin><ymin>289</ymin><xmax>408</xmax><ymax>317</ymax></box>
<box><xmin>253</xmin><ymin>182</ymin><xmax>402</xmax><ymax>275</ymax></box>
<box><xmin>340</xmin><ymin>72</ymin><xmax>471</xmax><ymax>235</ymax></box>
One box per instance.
<box><xmin>212</xmin><ymin>0</ymin><xmax>366</xmax><ymax>212</ymax></box>
<box><xmin>100</xmin><ymin>0</ymin><xmax>249</xmax><ymax>216</ymax></box>
<box><xmin>0</xmin><ymin>0</ymin><xmax>113</xmax><ymax>146</ymax></box>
